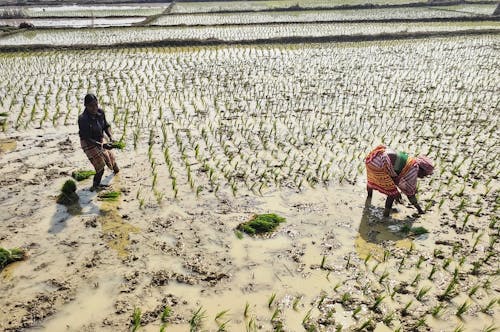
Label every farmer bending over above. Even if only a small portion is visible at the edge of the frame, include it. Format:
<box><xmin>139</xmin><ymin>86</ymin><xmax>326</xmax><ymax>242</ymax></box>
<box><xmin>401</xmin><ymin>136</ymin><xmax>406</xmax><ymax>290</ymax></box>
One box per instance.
<box><xmin>365</xmin><ymin>145</ymin><xmax>434</xmax><ymax>217</ymax></box>
<box><xmin>78</xmin><ymin>94</ymin><xmax>119</xmax><ymax>191</ymax></box>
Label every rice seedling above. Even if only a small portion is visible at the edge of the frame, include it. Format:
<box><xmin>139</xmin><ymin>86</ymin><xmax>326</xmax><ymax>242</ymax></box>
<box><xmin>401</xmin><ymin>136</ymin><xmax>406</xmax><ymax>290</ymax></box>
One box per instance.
<box><xmin>416</xmin><ymin>286</ymin><xmax>431</xmax><ymax>301</ymax></box>
<box><xmin>189</xmin><ymin>307</ymin><xmax>206</xmax><ymax>332</ymax></box>
<box><xmin>414</xmin><ymin>317</ymin><xmax>427</xmax><ymax>329</ymax></box>
<box><xmin>453</xmin><ymin>324</ymin><xmax>465</xmax><ymax>332</ymax></box>
<box><xmin>356</xmin><ymin>319</ymin><xmax>374</xmax><ymax>331</ymax></box>
<box><xmin>237</xmin><ymin>214</ymin><xmax>285</xmax><ymax>235</ymax></box>
<box><xmin>481</xmin><ymin>298</ymin><xmax>497</xmax><ymax>314</ymax></box>
<box><xmin>351</xmin><ymin>306</ymin><xmax>361</xmax><ymax>319</ymax></box>
<box><xmin>161</xmin><ymin>306</ymin><xmax>171</xmax><ymax>322</ymax></box>
<box><xmin>398</xmin><ymin>256</ymin><xmax>405</xmax><ymax>273</ymax></box>
<box><xmin>243</xmin><ymin>302</ymin><xmax>250</xmax><ymax>318</ymax></box>
<box><xmin>472</xmin><ymin>232</ymin><xmax>484</xmax><ymax>252</ymax></box>
<box><xmin>71</xmin><ymin>170</ymin><xmax>96</xmax><ymax>181</ymax></box>
<box><xmin>132</xmin><ymin>307</ymin><xmax>141</xmax><ymax>332</ymax></box>
<box><xmin>416</xmin><ymin>255</ymin><xmax>425</xmax><ymax>268</ymax></box>
<box><xmin>268</xmin><ymin>293</ymin><xmax>277</xmax><ymax>308</ymax></box>
<box><xmin>433</xmin><ymin>248</ymin><xmax>443</xmax><ymax>258</ymax></box>
<box><xmin>370</xmin><ymin>295</ymin><xmax>385</xmax><ymax>311</ymax></box>
<box><xmin>292</xmin><ymin>296</ymin><xmax>301</xmax><ymax>311</ymax></box>
<box><xmin>302</xmin><ymin>308</ymin><xmax>312</xmax><ymax>325</ymax></box>
<box><xmin>210</xmin><ymin>308</ymin><xmax>228</xmax><ymax>322</ymax></box>
<box><xmin>318</xmin><ymin>293</ymin><xmax>327</xmax><ymax>307</ymax></box>
<box><xmin>411</xmin><ymin>273</ymin><xmax>421</xmax><ymax>287</ymax></box>
<box><xmin>443</xmin><ymin>258</ymin><xmax>452</xmax><ymax>270</ymax></box>
<box><xmin>382</xmin><ymin>311</ymin><xmax>394</xmax><ymax>326</ymax></box>
<box><xmin>471</xmin><ymin>260</ymin><xmax>483</xmax><ymax>275</ymax></box>
<box><xmin>0</xmin><ymin>247</ymin><xmax>26</xmax><ymax>269</ymax></box>
<box><xmin>401</xmin><ymin>300</ymin><xmax>413</xmax><ymax>316</ymax></box>
<box><xmin>382</xmin><ymin>249</ymin><xmax>390</xmax><ymax>262</ymax></box>
<box><xmin>246</xmin><ymin>317</ymin><xmax>257</xmax><ymax>332</ymax></box>
<box><xmin>481</xmin><ymin>324</ymin><xmax>498</xmax><ymax>332</ymax></box>
<box><xmin>363</xmin><ymin>253</ymin><xmax>371</xmax><ymax>265</ymax></box>
<box><xmin>452</xmin><ymin>243</ymin><xmax>462</xmax><ymax>256</ymax></box>
<box><xmin>456</xmin><ymin>300</ymin><xmax>470</xmax><ymax>317</ymax></box>
<box><xmin>271</xmin><ymin>307</ymin><xmax>280</xmax><ymax>322</ymax></box>
<box><xmin>379</xmin><ymin>270</ymin><xmax>389</xmax><ymax>284</ymax></box>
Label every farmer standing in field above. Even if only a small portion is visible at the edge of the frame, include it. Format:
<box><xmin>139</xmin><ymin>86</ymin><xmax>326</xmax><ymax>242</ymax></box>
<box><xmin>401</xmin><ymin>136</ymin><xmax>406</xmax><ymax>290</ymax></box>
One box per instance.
<box><xmin>365</xmin><ymin>145</ymin><xmax>434</xmax><ymax>217</ymax></box>
<box><xmin>78</xmin><ymin>94</ymin><xmax>120</xmax><ymax>191</ymax></box>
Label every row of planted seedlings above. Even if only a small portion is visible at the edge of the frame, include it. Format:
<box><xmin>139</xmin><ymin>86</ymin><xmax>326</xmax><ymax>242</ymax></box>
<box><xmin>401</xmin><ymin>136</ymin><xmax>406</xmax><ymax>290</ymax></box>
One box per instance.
<box><xmin>150</xmin><ymin>7</ymin><xmax>483</xmax><ymax>27</ymax></box>
<box><xmin>2</xmin><ymin>21</ymin><xmax>500</xmax><ymax>47</ymax></box>
<box><xmin>0</xmin><ymin>41</ymin><xmax>497</xmax><ymax>213</ymax></box>
<box><xmin>293</xmin><ymin>233</ymin><xmax>498</xmax><ymax>331</ymax></box>
<box><xmin>122</xmin><ymin>214</ymin><xmax>497</xmax><ymax>331</ymax></box>
<box><xmin>1</xmin><ymin>38</ymin><xmax>497</xmax><ymax>212</ymax></box>
<box><xmin>0</xmin><ymin>39</ymin><xmax>498</xmax><ymax>330</ymax></box>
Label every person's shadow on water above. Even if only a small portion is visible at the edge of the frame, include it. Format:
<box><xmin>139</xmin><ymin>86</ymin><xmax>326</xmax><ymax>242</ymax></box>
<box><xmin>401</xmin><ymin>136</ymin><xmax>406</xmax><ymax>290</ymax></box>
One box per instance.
<box><xmin>48</xmin><ymin>187</ymin><xmax>100</xmax><ymax>234</ymax></box>
<box><xmin>355</xmin><ymin>196</ymin><xmax>418</xmax><ymax>260</ymax></box>
<box><xmin>48</xmin><ymin>173</ymin><xmax>117</xmax><ymax>233</ymax></box>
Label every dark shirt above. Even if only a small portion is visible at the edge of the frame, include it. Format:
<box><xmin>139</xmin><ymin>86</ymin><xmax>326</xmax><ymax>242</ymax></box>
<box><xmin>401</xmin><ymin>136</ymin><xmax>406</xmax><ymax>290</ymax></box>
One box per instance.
<box><xmin>78</xmin><ymin>108</ymin><xmax>110</xmax><ymax>143</ymax></box>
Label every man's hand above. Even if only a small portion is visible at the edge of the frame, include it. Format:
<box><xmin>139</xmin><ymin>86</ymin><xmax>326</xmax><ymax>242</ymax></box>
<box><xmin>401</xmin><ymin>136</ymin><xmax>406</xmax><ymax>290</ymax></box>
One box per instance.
<box><xmin>103</xmin><ymin>143</ymin><xmax>114</xmax><ymax>150</ymax></box>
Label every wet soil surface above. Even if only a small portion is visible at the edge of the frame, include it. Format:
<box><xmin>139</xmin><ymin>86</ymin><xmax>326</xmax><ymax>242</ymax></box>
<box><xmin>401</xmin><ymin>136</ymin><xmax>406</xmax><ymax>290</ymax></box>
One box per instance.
<box><xmin>0</xmin><ymin>129</ymin><xmax>498</xmax><ymax>332</ymax></box>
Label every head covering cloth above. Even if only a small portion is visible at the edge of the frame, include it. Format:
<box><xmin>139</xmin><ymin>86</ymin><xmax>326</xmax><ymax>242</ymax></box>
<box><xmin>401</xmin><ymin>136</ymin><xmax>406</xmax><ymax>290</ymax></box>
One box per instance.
<box><xmin>415</xmin><ymin>156</ymin><xmax>434</xmax><ymax>175</ymax></box>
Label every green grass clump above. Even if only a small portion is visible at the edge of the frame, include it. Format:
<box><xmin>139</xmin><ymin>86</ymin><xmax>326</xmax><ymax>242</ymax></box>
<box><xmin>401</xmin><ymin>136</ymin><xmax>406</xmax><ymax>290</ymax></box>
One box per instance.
<box><xmin>0</xmin><ymin>247</ymin><xmax>26</xmax><ymax>269</ymax></box>
<box><xmin>237</xmin><ymin>213</ymin><xmax>286</xmax><ymax>235</ymax></box>
<box><xmin>99</xmin><ymin>191</ymin><xmax>121</xmax><ymax>201</ymax></box>
<box><xmin>111</xmin><ymin>141</ymin><xmax>126</xmax><ymax>149</ymax></box>
<box><xmin>71</xmin><ymin>170</ymin><xmax>96</xmax><ymax>181</ymax></box>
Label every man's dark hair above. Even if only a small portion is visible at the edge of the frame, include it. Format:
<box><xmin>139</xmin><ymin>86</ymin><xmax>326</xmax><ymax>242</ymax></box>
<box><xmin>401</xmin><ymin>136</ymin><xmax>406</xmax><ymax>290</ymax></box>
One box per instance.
<box><xmin>84</xmin><ymin>93</ymin><xmax>97</xmax><ymax>106</ymax></box>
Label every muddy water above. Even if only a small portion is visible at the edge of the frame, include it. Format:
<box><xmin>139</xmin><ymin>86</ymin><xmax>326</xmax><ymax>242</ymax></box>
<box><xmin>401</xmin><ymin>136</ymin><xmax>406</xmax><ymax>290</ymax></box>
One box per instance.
<box><xmin>0</xmin><ymin>138</ymin><xmax>16</xmax><ymax>154</ymax></box>
<box><xmin>1</xmin><ymin>128</ymin><xmax>498</xmax><ymax>331</ymax></box>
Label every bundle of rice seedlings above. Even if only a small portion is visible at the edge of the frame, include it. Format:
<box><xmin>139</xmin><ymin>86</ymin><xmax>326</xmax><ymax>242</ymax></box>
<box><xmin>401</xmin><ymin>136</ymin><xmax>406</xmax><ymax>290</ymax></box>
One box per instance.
<box><xmin>71</xmin><ymin>170</ymin><xmax>96</xmax><ymax>181</ymax></box>
<box><xmin>57</xmin><ymin>179</ymin><xmax>79</xmax><ymax>205</ymax></box>
<box><xmin>98</xmin><ymin>190</ymin><xmax>121</xmax><ymax>201</ymax></box>
<box><xmin>0</xmin><ymin>247</ymin><xmax>26</xmax><ymax>269</ymax></box>
<box><xmin>237</xmin><ymin>213</ymin><xmax>285</xmax><ymax>235</ymax></box>
<box><xmin>111</xmin><ymin>141</ymin><xmax>126</xmax><ymax>150</ymax></box>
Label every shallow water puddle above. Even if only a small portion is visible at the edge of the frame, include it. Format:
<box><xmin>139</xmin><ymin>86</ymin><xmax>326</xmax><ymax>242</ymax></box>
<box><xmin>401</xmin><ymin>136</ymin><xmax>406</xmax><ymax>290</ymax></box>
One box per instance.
<box><xmin>0</xmin><ymin>138</ymin><xmax>16</xmax><ymax>154</ymax></box>
<box><xmin>36</xmin><ymin>273</ymin><xmax>121</xmax><ymax>332</ymax></box>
